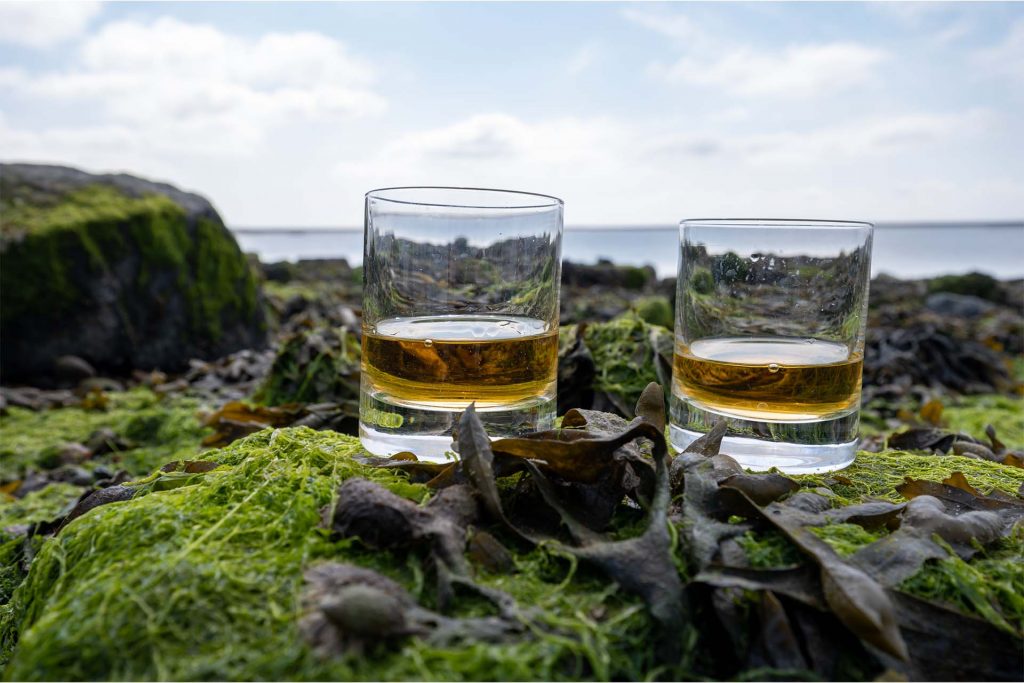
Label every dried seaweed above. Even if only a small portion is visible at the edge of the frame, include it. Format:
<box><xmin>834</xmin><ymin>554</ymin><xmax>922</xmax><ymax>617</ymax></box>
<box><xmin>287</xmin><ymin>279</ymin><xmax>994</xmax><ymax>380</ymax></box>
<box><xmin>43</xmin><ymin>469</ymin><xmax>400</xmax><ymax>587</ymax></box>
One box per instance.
<box><xmin>453</xmin><ymin>386</ymin><xmax>688</xmax><ymax>663</ymax></box>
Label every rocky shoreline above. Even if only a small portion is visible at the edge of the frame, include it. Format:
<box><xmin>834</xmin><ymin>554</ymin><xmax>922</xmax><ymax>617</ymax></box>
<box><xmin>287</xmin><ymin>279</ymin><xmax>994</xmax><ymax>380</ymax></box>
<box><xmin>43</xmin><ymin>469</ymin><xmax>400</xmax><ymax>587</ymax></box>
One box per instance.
<box><xmin>1</xmin><ymin>164</ymin><xmax>1022</xmax><ymax>681</ymax></box>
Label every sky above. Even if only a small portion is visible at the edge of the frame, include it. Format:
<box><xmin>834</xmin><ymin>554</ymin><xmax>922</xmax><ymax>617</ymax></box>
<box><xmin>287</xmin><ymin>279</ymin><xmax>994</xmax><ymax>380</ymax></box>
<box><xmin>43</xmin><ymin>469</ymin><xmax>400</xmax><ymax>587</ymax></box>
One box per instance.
<box><xmin>1</xmin><ymin>1</ymin><xmax>1022</xmax><ymax>228</ymax></box>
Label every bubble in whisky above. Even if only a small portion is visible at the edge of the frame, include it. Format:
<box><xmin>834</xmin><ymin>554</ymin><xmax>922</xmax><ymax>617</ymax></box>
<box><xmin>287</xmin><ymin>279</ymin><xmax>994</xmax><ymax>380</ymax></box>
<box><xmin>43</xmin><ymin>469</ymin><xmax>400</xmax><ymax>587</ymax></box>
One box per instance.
<box><xmin>362</xmin><ymin>315</ymin><xmax>558</xmax><ymax>410</ymax></box>
<box><xmin>672</xmin><ymin>336</ymin><xmax>862</xmax><ymax>422</ymax></box>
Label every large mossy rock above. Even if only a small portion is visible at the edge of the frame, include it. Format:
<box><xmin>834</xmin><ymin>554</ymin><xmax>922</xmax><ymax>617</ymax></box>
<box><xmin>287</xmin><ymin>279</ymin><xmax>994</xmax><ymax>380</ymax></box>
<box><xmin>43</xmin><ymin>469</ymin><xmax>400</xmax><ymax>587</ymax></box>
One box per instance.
<box><xmin>0</xmin><ymin>163</ymin><xmax>266</xmax><ymax>382</ymax></box>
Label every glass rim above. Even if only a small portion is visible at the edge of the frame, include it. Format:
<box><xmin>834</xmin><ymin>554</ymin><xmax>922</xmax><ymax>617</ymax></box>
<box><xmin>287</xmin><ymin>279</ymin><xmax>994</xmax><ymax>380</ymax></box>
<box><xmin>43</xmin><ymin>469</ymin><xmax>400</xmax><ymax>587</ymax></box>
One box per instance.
<box><xmin>366</xmin><ymin>186</ymin><xmax>563</xmax><ymax>210</ymax></box>
<box><xmin>681</xmin><ymin>218</ymin><xmax>873</xmax><ymax>230</ymax></box>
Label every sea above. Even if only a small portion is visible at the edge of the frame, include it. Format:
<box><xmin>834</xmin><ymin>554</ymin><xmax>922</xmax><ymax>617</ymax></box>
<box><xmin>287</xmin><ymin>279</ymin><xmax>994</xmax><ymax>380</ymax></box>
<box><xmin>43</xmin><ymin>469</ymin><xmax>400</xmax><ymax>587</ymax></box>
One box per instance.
<box><xmin>233</xmin><ymin>223</ymin><xmax>1024</xmax><ymax>280</ymax></box>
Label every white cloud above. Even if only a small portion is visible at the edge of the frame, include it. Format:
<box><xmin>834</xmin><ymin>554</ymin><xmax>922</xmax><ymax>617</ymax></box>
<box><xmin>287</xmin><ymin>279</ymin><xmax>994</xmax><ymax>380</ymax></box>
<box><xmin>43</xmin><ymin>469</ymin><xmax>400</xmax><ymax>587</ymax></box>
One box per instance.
<box><xmin>650</xmin><ymin>42</ymin><xmax>888</xmax><ymax>97</ymax></box>
<box><xmin>974</xmin><ymin>18</ymin><xmax>1024</xmax><ymax>82</ymax></box>
<box><xmin>376</xmin><ymin>114</ymin><xmax>623</xmax><ymax>166</ymax></box>
<box><xmin>624</xmin><ymin>8</ymin><xmax>886</xmax><ymax>98</ymax></box>
<box><xmin>3</xmin><ymin>16</ymin><xmax>385</xmax><ymax>153</ymax></box>
<box><xmin>0</xmin><ymin>1</ymin><xmax>102</xmax><ymax>48</ymax></box>
<box><xmin>735</xmin><ymin>109</ymin><xmax>993</xmax><ymax>165</ymax></box>
<box><xmin>621</xmin><ymin>7</ymin><xmax>702</xmax><ymax>45</ymax></box>
<box><xmin>332</xmin><ymin>107</ymin><xmax>1009</xmax><ymax>225</ymax></box>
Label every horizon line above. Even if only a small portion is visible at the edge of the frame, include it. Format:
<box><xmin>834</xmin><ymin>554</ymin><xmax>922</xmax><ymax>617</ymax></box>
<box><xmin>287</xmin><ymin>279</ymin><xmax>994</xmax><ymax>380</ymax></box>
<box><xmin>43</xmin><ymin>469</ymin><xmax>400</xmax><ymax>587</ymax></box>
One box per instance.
<box><xmin>231</xmin><ymin>220</ymin><xmax>1024</xmax><ymax>233</ymax></box>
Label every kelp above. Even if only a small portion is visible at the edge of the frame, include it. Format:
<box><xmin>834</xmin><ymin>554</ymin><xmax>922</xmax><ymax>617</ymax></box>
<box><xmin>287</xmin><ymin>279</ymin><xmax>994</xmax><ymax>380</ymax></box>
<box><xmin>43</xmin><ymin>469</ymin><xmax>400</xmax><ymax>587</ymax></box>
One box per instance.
<box><xmin>452</xmin><ymin>387</ymin><xmax>688</xmax><ymax>664</ymax></box>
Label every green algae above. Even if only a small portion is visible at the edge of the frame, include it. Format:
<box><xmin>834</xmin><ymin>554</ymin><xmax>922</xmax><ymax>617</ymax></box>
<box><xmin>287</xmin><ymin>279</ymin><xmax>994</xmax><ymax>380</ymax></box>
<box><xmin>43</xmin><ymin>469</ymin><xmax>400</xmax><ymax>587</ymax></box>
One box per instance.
<box><xmin>0</xmin><ymin>428</ymin><xmax>677</xmax><ymax>681</ymax></box>
<box><xmin>737</xmin><ymin>530</ymin><xmax>802</xmax><ymax>569</ymax></box>
<box><xmin>797</xmin><ymin>450</ymin><xmax>1024</xmax><ymax>505</ymax></box>
<box><xmin>0</xmin><ymin>484</ymin><xmax>82</xmax><ymax>533</ymax></box>
<box><xmin>631</xmin><ymin>296</ymin><xmax>674</xmax><ymax>330</ymax></box>
<box><xmin>254</xmin><ymin>326</ymin><xmax>361</xmax><ymax>407</ymax></box>
<box><xmin>899</xmin><ymin>532</ymin><xmax>1024</xmax><ymax>636</ymax></box>
<box><xmin>3</xmin><ymin>400</ymin><xmax>1023</xmax><ymax>679</ymax></box>
<box><xmin>579</xmin><ymin>315</ymin><xmax>673</xmax><ymax>413</ymax></box>
<box><xmin>944</xmin><ymin>394</ymin><xmax>1024</xmax><ymax>449</ymax></box>
<box><xmin>808</xmin><ymin>523</ymin><xmax>881</xmax><ymax>557</ymax></box>
<box><xmin>0</xmin><ymin>389</ymin><xmax>209</xmax><ymax>482</ymax></box>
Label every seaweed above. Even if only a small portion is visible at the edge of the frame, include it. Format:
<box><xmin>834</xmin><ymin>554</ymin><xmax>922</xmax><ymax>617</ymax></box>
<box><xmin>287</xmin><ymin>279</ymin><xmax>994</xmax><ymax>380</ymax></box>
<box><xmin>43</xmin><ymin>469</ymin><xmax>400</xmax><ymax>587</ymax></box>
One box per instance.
<box><xmin>0</xmin><ymin>389</ymin><xmax>208</xmax><ymax>483</ymax></box>
<box><xmin>0</xmin><ymin>428</ymin><xmax>673</xmax><ymax>681</ymax></box>
<box><xmin>4</xmin><ymin>382</ymin><xmax>1024</xmax><ymax>680</ymax></box>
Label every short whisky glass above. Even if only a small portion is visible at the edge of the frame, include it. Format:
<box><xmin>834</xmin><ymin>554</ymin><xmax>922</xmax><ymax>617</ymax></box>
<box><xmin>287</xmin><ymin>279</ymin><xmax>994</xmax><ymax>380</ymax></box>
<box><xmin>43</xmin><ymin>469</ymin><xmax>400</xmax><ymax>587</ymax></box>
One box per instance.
<box><xmin>670</xmin><ymin>219</ymin><xmax>873</xmax><ymax>473</ymax></box>
<box><xmin>360</xmin><ymin>187</ymin><xmax>563</xmax><ymax>460</ymax></box>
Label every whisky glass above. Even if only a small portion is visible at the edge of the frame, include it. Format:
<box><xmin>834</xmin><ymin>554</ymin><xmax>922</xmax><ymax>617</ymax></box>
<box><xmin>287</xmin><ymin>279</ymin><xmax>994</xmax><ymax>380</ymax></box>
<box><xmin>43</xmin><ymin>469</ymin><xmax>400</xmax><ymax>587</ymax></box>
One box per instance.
<box><xmin>670</xmin><ymin>219</ymin><xmax>873</xmax><ymax>473</ymax></box>
<box><xmin>360</xmin><ymin>187</ymin><xmax>563</xmax><ymax>460</ymax></box>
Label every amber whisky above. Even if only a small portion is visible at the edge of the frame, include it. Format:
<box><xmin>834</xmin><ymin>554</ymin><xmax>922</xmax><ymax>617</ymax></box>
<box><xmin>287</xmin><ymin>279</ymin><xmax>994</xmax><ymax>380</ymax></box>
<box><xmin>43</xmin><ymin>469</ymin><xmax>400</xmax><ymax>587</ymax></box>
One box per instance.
<box><xmin>362</xmin><ymin>315</ymin><xmax>558</xmax><ymax>409</ymax></box>
<box><xmin>673</xmin><ymin>337</ymin><xmax>862</xmax><ymax>422</ymax></box>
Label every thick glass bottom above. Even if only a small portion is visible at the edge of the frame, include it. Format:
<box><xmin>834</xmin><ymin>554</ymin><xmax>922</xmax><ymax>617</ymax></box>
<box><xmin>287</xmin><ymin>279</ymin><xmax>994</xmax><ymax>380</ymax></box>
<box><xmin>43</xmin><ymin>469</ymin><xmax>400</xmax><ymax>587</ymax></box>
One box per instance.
<box><xmin>669</xmin><ymin>394</ymin><xmax>858</xmax><ymax>474</ymax></box>
<box><xmin>359</xmin><ymin>387</ymin><xmax>555</xmax><ymax>462</ymax></box>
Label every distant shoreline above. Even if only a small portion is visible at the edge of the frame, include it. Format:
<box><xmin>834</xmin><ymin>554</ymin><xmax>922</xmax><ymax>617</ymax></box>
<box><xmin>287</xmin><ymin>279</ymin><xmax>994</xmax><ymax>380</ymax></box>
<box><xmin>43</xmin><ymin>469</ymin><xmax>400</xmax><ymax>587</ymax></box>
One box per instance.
<box><xmin>232</xmin><ymin>221</ymin><xmax>1024</xmax><ymax>234</ymax></box>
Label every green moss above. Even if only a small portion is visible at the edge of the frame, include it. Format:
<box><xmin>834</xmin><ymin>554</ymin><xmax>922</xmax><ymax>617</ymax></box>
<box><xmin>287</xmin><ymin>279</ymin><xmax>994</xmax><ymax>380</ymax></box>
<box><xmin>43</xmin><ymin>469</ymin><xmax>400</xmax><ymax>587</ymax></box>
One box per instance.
<box><xmin>631</xmin><ymin>296</ymin><xmax>674</xmax><ymax>329</ymax></box>
<box><xmin>0</xmin><ymin>428</ymin><xmax>679</xmax><ymax>681</ymax></box>
<box><xmin>808</xmin><ymin>523</ymin><xmax>881</xmax><ymax>557</ymax></box>
<box><xmin>577</xmin><ymin>314</ymin><xmax>673</xmax><ymax>413</ymax></box>
<box><xmin>0</xmin><ymin>389</ymin><xmax>209</xmax><ymax>482</ymax></box>
<box><xmin>0</xmin><ymin>484</ymin><xmax>83</xmax><ymax>533</ymax></box>
<box><xmin>0</xmin><ymin>186</ymin><xmax>176</xmax><ymax>323</ymax></box>
<box><xmin>926</xmin><ymin>272</ymin><xmax>1003</xmax><ymax>303</ymax></box>
<box><xmin>263</xmin><ymin>281</ymin><xmax>322</xmax><ymax>303</ymax></box>
<box><xmin>1</xmin><ymin>184</ymin><xmax>262</xmax><ymax>346</ymax></box>
<box><xmin>190</xmin><ymin>217</ymin><xmax>260</xmax><ymax>341</ymax></box>
<box><xmin>737</xmin><ymin>530</ymin><xmax>802</xmax><ymax>569</ymax></box>
<box><xmin>944</xmin><ymin>395</ymin><xmax>1024</xmax><ymax>449</ymax></box>
<box><xmin>620</xmin><ymin>266</ymin><xmax>650</xmax><ymax>291</ymax></box>
<box><xmin>796</xmin><ymin>450</ymin><xmax>1024</xmax><ymax>505</ymax></box>
<box><xmin>899</xmin><ymin>531</ymin><xmax>1024</xmax><ymax>636</ymax></box>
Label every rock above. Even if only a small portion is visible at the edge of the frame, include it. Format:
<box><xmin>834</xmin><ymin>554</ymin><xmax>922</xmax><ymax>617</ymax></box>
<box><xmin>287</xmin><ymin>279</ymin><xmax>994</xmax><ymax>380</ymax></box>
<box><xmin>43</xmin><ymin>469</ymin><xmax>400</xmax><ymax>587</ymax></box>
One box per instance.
<box><xmin>561</xmin><ymin>260</ymin><xmax>657</xmax><ymax>290</ymax></box>
<box><xmin>0</xmin><ymin>386</ymin><xmax>78</xmax><ymax>411</ymax></box>
<box><xmin>927</xmin><ymin>272</ymin><xmax>1005</xmax><ymax>304</ymax></box>
<box><xmin>0</xmin><ymin>163</ymin><xmax>267</xmax><ymax>383</ymax></box>
<box><xmin>85</xmin><ymin>428</ymin><xmax>132</xmax><ymax>455</ymax></box>
<box><xmin>53</xmin><ymin>355</ymin><xmax>96</xmax><ymax>383</ymax></box>
<box><xmin>57</xmin><ymin>442</ymin><xmax>92</xmax><ymax>465</ymax></box>
<box><xmin>53</xmin><ymin>465</ymin><xmax>95</xmax><ymax>487</ymax></box>
<box><xmin>925</xmin><ymin>293</ymin><xmax>996</xmax><ymax>319</ymax></box>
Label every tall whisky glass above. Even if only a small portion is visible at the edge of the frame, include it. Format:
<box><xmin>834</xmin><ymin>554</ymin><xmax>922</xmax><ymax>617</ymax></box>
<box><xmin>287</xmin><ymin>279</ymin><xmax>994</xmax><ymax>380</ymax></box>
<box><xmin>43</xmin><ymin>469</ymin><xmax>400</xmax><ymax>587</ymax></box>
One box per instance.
<box><xmin>670</xmin><ymin>219</ymin><xmax>873</xmax><ymax>473</ymax></box>
<box><xmin>360</xmin><ymin>187</ymin><xmax>563</xmax><ymax>460</ymax></box>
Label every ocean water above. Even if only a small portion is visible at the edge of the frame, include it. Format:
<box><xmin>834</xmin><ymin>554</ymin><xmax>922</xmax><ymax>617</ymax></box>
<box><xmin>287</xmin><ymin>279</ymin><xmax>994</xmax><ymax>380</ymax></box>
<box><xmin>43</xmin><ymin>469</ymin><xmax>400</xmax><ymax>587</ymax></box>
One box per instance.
<box><xmin>234</xmin><ymin>223</ymin><xmax>1024</xmax><ymax>279</ymax></box>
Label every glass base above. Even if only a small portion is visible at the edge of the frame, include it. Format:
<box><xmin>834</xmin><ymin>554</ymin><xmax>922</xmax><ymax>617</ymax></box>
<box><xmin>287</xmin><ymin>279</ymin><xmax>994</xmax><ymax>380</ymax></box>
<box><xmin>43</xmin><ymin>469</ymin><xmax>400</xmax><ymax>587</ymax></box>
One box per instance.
<box><xmin>359</xmin><ymin>389</ymin><xmax>555</xmax><ymax>462</ymax></box>
<box><xmin>669</xmin><ymin>394</ymin><xmax>858</xmax><ymax>474</ymax></box>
